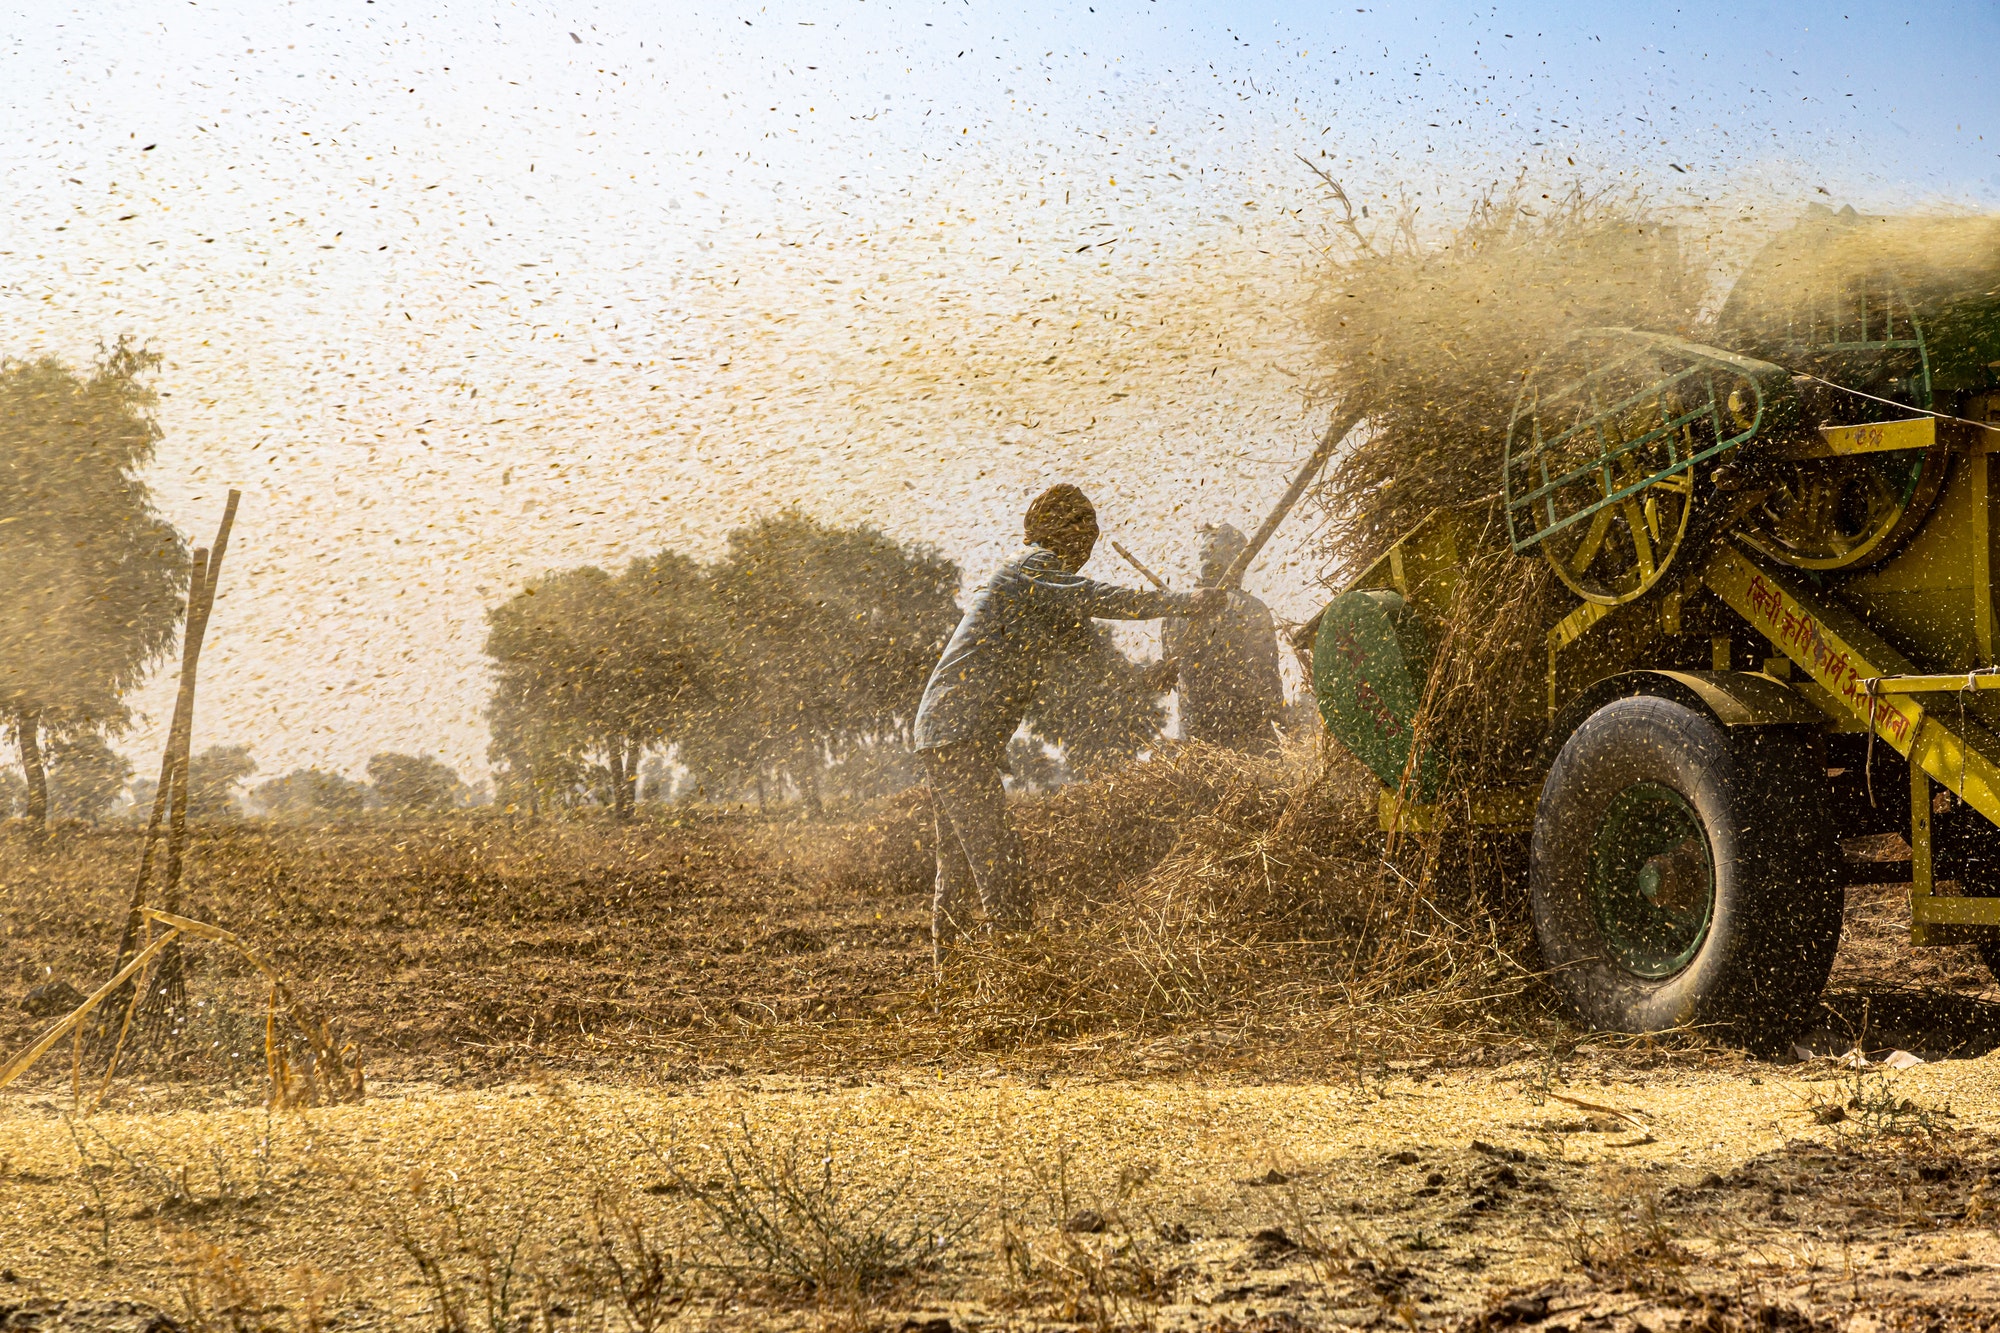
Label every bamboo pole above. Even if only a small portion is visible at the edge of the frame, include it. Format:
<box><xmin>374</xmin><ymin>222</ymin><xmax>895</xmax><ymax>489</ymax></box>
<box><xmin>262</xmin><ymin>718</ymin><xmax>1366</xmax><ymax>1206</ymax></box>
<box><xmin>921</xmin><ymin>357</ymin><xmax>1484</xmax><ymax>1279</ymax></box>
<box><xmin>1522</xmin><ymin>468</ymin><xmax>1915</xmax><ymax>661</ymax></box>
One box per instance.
<box><xmin>110</xmin><ymin>491</ymin><xmax>239</xmax><ymax>974</ymax></box>
<box><xmin>161</xmin><ymin>491</ymin><xmax>240</xmax><ymax>914</ymax></box>
<box><xmin>1218</xmin><ymin>407</ymin><xmax>1366</xmax><ymax>591</ymax></box>
<box><xmin>1109</xmin><ymin>539</ymin><xmax>1170</xmax><ymax>592</ymax></box>
<box><xmin>0</xmin><ymin>930</ymin><xmax>183</xmax><ymax>1092</ymax></box>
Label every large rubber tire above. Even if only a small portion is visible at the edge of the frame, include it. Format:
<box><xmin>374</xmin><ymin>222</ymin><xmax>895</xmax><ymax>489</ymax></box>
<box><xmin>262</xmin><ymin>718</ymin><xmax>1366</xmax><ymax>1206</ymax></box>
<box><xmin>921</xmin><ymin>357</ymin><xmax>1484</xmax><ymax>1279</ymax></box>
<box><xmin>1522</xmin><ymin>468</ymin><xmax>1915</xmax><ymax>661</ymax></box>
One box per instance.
<box><xmin>1531</xmin><ymin>695</ymin><xmax>1842</xmax><ymax>1051</ymax></box>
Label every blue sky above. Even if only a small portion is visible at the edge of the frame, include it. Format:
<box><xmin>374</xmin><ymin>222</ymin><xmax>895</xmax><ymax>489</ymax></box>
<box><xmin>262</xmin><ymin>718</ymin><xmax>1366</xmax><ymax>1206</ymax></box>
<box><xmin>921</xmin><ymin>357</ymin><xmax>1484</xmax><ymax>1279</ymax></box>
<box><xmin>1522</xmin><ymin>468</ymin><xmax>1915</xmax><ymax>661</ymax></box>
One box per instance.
<box><xmin>1</xmin><ymin>1</ymin><xmax>1995</xmax><ymax>776</ymax></box>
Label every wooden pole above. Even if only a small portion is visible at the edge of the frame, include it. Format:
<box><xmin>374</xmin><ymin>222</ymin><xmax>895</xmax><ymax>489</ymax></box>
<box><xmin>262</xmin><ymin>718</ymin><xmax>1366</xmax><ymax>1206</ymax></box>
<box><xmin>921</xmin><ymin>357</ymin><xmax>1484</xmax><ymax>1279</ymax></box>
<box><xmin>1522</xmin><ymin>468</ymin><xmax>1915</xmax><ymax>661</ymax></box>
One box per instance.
<box><xmin>1109</xmin><ymin>539</ymin><xmax>1170</xmax><ymax>592</ymax></box>
<box><xmin>110</xmin><ymin>490</ymin><xmax>240</xmax><ymax>973</ymax></box>
<box><xmin>161</xmin><ymin>492</ymin><xmax>239</xmax><ymax>914</ymax></box>
<box><xmin>1218</xmin><ymin>406</ymin><xmax>1366</xmax><ymax>591</ymax></box>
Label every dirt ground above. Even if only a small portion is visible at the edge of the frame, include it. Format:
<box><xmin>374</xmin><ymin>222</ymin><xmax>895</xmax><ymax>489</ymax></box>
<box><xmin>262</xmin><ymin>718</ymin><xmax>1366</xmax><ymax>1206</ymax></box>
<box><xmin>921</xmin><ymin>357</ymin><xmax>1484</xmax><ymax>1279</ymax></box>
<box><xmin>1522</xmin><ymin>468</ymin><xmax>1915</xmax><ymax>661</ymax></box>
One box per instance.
<box><xmin>3</xmin><ymin>812</ymin><xmax>2000</xmax><ymax>1330</ymax></box>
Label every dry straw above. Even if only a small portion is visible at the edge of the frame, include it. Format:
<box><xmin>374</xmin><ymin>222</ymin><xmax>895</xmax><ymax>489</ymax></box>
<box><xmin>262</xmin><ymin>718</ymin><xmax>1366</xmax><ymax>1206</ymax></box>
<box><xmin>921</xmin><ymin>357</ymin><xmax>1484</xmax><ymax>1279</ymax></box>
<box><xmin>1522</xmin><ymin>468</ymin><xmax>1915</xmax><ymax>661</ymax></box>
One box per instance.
<box><xmin>0</xmin><ymin>906</ymin><xmax>363</xmax><ymax>1110</ymax></box>
<box><xmin>933</xmin><ymin>740</ymin><xmax>1533</xmax><ymax>1054</ymax></box>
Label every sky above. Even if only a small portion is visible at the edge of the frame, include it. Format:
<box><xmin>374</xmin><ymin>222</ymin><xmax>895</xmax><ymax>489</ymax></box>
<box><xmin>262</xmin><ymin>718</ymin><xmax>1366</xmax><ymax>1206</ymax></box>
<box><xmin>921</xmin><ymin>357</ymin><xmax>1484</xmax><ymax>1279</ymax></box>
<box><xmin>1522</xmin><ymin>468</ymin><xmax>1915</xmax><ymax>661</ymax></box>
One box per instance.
<box><xmin>1</xmin><ymin>0</ymin><xmax>1996</xmax><ymax>784</ymax></box>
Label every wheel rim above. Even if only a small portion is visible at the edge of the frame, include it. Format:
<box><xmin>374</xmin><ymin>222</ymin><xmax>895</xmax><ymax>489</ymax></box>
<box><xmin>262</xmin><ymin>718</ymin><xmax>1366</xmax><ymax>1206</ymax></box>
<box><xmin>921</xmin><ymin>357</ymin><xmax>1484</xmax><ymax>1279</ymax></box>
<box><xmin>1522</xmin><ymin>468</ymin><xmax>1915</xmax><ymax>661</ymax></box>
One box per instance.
<box><xmin>1588</xmin><ymin>782</ymin><xmax>1715</xmax><ymax>979</ymax></box>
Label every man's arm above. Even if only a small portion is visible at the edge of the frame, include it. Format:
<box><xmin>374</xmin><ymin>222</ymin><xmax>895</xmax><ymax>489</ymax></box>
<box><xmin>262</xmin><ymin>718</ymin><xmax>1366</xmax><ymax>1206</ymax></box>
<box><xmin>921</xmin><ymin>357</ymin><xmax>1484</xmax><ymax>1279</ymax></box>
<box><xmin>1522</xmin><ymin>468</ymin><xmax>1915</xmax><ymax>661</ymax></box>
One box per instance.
<box><xmin>1016</xmin><ymin>549</ymin><xmax>1194</xmax><ymax>620</ymax></box>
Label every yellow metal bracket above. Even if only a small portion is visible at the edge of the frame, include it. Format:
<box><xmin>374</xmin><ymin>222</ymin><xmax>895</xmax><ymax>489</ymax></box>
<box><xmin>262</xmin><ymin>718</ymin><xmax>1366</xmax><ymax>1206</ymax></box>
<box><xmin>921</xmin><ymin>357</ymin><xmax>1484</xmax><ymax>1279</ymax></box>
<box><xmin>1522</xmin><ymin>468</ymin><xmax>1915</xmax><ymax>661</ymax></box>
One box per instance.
<box><xmin>1773</xmin><ymin>416</ymin><xmax>1936</xmax><ymax>459</ymax></box>
<box><xmin>1705</xmin><ymin>542</ymin><xmax>2000</xmax><ymax>943</ymax></box>
<box><xmin>1379</xmin><ymin>786</ymin><xmax>1538</xmax><ymax>834</ymax></box>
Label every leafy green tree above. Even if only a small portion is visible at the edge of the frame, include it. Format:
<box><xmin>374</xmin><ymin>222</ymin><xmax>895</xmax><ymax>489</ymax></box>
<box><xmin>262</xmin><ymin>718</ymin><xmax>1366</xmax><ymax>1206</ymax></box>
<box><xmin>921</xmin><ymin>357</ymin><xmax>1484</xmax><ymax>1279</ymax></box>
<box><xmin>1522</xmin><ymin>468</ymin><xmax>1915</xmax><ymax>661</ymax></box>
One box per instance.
<box><xmin>47</xmin><ymin>732</ymin><xmax>133</xmax><ymax>822</ymax></box>
<box><xmin>0</xmin><ymin>340</ymin><xmax>188</xmax><ymax>825</ymax></box>
<box><xmin>187</xmin><ymin>744</ymin><xmax>256</xmax><ymax>820</ymax></box>
<box><xmin>485</xmin><ymin>552</ymin><xmax>722</xmax><ymax>821</ymax></box>
<box><xmin>250</xmin><ymin>768</ymin><xmax>369</xmax><ymax>819</ymax></box>
<box><xmin>367</xmin><ymin>752</ymin><xmax>464</xmax><ymax>812</ymax></box>
<box><xmin>705</xmin><ymin>513</ymin><xmax>959</xmax><ymax>813</ymax></box>
<box><xmin>1023</xmin><ymin>625</ymin><xmax>1171</xmax><ymax>778</ymax></box>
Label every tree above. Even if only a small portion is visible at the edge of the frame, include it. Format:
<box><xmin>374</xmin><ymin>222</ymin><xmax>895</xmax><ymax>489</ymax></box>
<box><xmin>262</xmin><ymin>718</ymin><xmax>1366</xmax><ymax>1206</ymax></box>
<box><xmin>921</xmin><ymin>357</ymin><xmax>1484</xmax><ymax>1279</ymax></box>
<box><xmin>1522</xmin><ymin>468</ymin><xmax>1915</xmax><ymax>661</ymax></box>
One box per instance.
<box><xmin>185</xmin><ymin>744</ymin><xmax>256</xmax><ymax>820</ymax></box>
<box><xmin>1023</xmin><ymin>624</ymin><xmax>1171</xmax><ymax>778</ymax></box>
<box><xmin>0</xmin><ymin>340</ymin><xmax>188</xmax><ymax>826</ymax></box>
<box><xmin>705</xmin><ymin>513</ymin><xmax>960</xmax><ymax>813</ymax></box>
<box><xmin>367</xmin><ymin>752</ymin><xmax>464</xmax><ymax>812</ymax></box>
<box><xmin>250</xmin><ymin>768</ymin><xmax>369</xmax><ymax>819</ymax></box>
<box><xmin>485</xmin><ymin>553</ymin><xmax>722</xmax><ymax>821</ymax></box>
<box><xmin>47</xmin><ymin>732</ymin><xmax>133</xmax><ymax>822</ymax></box>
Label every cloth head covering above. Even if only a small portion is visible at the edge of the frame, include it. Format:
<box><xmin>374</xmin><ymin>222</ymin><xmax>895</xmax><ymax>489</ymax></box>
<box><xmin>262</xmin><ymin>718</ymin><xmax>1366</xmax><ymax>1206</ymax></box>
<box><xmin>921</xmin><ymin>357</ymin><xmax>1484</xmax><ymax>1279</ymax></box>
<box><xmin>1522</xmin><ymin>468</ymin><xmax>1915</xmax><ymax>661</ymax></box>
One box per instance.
<box><xmin>1024</xmin><ymin>484</ymin><xmax>1098</xmax><ymax>547</ymax></box>
<box><xmin>1197</xmin><ymin>522</ymin><xmax>1248</xmax><ymax>586</ymax></box>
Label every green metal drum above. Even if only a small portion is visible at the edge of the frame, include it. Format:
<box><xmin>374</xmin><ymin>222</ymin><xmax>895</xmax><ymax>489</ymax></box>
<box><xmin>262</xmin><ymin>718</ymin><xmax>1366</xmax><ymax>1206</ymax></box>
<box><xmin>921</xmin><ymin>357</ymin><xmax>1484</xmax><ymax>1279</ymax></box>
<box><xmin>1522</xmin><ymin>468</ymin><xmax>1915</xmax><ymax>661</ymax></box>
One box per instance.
<box><xmin>1312</xmin><ymin>589</ymin><xmax>1441</xmax><ymax>800</ymax></box>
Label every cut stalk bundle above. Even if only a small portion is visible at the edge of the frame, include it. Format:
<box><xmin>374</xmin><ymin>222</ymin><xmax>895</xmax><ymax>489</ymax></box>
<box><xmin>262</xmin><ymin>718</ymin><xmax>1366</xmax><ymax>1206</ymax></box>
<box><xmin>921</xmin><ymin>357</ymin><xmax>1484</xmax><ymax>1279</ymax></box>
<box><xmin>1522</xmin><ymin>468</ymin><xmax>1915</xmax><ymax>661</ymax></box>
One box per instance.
<box><xmin>933</xmin><ymin>742</ymin><xmax>1533</xmax><ymax>1051</ymax></box>
<box><xmin>2</xmin><ymin>907</ymin><xmax>363</xmax><ymax>1109</ymax></box>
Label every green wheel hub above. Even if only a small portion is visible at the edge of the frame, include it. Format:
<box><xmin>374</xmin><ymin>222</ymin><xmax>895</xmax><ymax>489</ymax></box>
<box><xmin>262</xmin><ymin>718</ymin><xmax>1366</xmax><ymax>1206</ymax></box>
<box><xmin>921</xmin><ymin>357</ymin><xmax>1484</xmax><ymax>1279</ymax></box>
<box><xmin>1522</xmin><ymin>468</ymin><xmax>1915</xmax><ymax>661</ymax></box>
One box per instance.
<box><xmin>1588</xmin><ymin>783</ymin><xmax>1715</xmax><ymax>979</ymax></box>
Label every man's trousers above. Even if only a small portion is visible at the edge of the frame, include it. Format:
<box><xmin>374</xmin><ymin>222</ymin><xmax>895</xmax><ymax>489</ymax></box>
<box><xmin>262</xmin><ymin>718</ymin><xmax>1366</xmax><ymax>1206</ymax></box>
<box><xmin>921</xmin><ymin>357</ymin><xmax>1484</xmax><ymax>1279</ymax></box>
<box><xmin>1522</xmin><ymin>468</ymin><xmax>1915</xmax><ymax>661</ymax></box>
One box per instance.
<box><xmin>923</xmin><ymin>742</ymin><xmax>1027</xmax><ymax>961</ymax></box>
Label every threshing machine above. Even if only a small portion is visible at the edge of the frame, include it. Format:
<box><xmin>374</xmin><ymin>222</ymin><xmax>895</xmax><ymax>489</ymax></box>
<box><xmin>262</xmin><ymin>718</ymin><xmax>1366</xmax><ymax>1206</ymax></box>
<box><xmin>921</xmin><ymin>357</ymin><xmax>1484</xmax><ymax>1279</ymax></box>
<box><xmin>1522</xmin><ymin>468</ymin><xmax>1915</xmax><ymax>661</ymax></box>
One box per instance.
<box><xmin>1308</xmin><ymin>208</ymin><xmax>2000</xmax><ymax>1047</ymax></box>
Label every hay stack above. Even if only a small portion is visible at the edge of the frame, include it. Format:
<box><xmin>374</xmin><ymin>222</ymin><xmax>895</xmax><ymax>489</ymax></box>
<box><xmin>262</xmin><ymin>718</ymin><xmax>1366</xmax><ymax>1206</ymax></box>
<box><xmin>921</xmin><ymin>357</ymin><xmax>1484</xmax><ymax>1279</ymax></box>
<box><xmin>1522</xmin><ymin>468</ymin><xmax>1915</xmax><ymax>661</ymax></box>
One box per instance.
<box><xmin>1301</xmin><ymin>183</ymin><xmax>1708</xmax><ymax>858</ymax></box>
<box><xmin>937</xmin><ymin>743</ymin><xmax>1531</xmax><ymax>1049</ymax></box>
<box><xmin>1306</xmin><ymin>182</ymin><xmax>1703</xmax><ymax>572</ymax></box>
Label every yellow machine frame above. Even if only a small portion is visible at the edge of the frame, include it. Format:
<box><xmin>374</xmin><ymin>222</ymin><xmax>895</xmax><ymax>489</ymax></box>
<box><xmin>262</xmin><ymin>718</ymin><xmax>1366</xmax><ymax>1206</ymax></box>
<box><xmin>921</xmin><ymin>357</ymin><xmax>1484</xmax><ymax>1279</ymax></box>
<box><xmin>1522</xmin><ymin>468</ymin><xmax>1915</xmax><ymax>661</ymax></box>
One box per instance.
<box><xmin>1350</xmin><ymin>415</ymin><xmax>2000</xmax><ymax>946</ymax></box>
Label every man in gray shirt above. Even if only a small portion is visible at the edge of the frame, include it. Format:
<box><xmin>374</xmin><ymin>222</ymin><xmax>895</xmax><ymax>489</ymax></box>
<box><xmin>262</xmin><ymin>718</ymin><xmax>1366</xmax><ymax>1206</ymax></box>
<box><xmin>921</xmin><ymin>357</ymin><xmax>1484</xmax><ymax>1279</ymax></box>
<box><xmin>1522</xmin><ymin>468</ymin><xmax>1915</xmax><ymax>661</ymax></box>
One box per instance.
<box><xmin>1163</xmin><ymin>523</ymin><xmax>1286</xmax><ymax>754</ymax></box>
<box><xmin>914</xmin><ymin>484</ymin><xmax>1222</xmax><ymax>960</ymax></box>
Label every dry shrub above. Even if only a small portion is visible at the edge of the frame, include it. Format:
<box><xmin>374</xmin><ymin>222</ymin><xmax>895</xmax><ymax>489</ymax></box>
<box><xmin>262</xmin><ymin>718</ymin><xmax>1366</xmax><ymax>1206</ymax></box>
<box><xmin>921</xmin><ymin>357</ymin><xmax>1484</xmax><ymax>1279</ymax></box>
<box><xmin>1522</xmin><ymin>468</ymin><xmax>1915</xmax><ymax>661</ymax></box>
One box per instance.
<box><xmin>645</xmin><ymin>1114</ymin><xmax>973</xmax><ymax>1296</ymax></box>
<box><xmin>936</xmin><ymin>741</ymin><xmax>1533</xmax><ymax>1050</ymax></box>
<box><xmin>994</xmin><ymin>1144</ymin><xmax>1175</xmax><ymax>1330</ymax></box>
<box><xmin>1306</xmin><ymin>180</ymin><xmax>1703</xmax><ymax>571</ymax></box>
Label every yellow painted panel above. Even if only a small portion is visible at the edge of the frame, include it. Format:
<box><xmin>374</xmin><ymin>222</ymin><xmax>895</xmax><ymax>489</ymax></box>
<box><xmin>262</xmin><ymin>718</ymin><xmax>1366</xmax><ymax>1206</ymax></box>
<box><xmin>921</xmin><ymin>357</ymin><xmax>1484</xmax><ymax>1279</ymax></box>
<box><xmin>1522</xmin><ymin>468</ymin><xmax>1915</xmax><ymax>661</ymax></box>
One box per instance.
<box><xmin>1705</xmin><ymin>544</ymin><xmax>2000</xmax><ymax>828</ymax></box>
<box><xmin>1816</xmin><ymin>417</ymin><xmax>1935</xmax><ymax>455</ymax></box>
<box><xmin>1838</xmin><ymin>448</ymin><xmax>1991</xmax><ymax>672</ymax></box>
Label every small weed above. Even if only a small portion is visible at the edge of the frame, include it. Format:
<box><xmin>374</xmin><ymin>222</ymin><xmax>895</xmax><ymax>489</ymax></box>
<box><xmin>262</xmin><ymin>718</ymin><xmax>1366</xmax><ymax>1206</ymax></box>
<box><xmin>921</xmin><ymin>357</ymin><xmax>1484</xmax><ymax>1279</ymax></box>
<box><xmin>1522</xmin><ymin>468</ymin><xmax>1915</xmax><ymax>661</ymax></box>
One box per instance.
<box><xmin>996</xmin><ymin>1144</ymin><xmax>1174</xmax><ymax>1331</ymax></box>
<box><xmin>64</xmin><ymin>1119</ymin><xmax>115</xmax><ymax>1261</ymax></box>
<box><xmin>68</xmin><ymin>1110</ymin><xmax>282</xmax><ymax>1220</ymax></box>
<box><xmin>383</xmin><ymin>1167</ymin><xmax>560</xmax><ymax>1333</ymax></box>
<box><xmin>1811</xmin><ymin>1064</ymin><xmax>1955</xmax><ymax>1143</ymax></box>
<box><xmin>1560</xmin><ymin>1167</ymin><xmax>1686</xmax><ymax>1291</ymax></box>
<box><xmin>168</xmin><ymin>1236</ymin><xmax>344</xmax><ymax>1333</ymax></box>
<box><xmin>654</xmin><ymin>1115</ymin><xmax>971</xmax><ymax>1296</ymax></box>
<box><xmin>572</xmin><ymin>1190</ymin><xmax>694</xmax><ymax>1333</ymax></box>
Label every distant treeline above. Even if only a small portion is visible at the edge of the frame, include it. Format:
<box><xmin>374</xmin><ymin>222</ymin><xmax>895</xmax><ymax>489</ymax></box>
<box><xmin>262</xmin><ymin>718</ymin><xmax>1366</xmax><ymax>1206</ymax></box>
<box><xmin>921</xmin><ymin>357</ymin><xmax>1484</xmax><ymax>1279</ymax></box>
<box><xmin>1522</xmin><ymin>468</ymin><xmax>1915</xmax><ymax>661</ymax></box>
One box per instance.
<box><xmin>481</xmin><ymin>510</ymin><xmax>1173</xmax><ymax>819</ymax></box>
<box><xmin>0</xmin><ymin>342</ymin><xmax>1170</xmax><ymax>827</ymax></box>
<box><xmin>0</xmin><ymin>743</ymin><xmax>476</xmax><ymax>823</ymax></box>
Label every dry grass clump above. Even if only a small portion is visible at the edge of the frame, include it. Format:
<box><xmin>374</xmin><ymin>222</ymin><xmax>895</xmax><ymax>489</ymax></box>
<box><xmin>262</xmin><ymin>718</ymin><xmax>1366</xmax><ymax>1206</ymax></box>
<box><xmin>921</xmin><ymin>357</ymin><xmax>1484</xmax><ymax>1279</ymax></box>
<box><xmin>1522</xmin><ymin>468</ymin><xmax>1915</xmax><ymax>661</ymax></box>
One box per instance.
<box><xmin>937</xmin><ymin>741</ymin><xmax>1535</xmax><ymax>1050</ymax></box>
<box><xmin>1305</xmin><ymin>179</ymin><xmax>1704</xmax><ymax>571</ymax></box>
<box><xmin>790</xmin><ymin>786</ymin><xmax>935</xmax><ymax>898</ymax></box>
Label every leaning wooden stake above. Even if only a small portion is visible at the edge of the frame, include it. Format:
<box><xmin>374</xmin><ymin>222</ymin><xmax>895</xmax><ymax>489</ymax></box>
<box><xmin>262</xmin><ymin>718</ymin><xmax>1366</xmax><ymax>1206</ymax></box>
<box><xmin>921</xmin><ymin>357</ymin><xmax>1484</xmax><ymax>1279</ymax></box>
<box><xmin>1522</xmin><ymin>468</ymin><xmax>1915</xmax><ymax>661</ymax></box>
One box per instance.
<box><xmin>105</xmin><ymin>491</ymin><xmax>240</xmax><ymax>1052</ymax></box>
<box><xmin>0</xmin><ymin>909</ymin><xmax>363</xmax><ymax>1107</ymax></box>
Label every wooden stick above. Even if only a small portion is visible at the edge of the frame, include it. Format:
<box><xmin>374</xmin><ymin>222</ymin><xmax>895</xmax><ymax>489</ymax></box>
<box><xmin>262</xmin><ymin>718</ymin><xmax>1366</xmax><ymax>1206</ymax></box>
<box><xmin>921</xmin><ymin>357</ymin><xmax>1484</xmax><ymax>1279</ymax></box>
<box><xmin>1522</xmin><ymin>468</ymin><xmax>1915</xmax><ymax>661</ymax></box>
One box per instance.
<box><xmin>112</xmin><ymin>547</ymin><xmax>206</xmax><ymax>975</ymax></box>
<box><xmin>1109</xmin><ymin>539</ymin><xmax>1170</xmax><ymax>592</ymax></box>
<box><xmin>92</xmin><ymin>927</ymin><xmax>157</xmax><ymax>1111</ymax></box>
<box><xmin>162</xmin><ymin>490</ymin><xmax>240</xmax><ymax>914</ymax></box>
<box><xmin>1219</xmin><ymin>406</ymin><xmax>1366</xmax><ymax>591</ymax></box>
<box><xmin>112</xmin><ymin>490</ymin><xmax>240</xmax><ymax>969</ymax></box>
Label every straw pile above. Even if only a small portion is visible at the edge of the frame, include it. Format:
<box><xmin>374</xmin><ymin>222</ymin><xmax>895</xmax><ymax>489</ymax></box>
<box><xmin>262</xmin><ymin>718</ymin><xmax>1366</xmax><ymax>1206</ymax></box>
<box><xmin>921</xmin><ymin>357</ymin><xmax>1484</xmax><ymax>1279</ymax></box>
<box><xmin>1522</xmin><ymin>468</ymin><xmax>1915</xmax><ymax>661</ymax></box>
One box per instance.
<box><xmin>934</xmin><ymin>742</ymin><xmax>1534</xmax><ymax>1050</ymax></box>
<box><xmin>1304</xmin><ymin>180</ymin><xmax>1704</xmax><ymax>568</ymax></box>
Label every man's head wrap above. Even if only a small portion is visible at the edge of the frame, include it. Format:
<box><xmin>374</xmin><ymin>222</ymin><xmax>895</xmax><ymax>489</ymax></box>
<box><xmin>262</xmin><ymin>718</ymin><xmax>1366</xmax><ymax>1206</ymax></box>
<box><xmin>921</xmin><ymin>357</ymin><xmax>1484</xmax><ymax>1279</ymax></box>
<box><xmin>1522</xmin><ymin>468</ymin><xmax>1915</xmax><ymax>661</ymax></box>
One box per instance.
<box><xmin>1197</xmin><ymin>522</ymin><xmax>1248</xmax><ymax>586</ymax></box>
<box><xmin>1024</xmin><ymin>484</ymin><xmax>1098</xmax><ymax>547</ymax></box>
